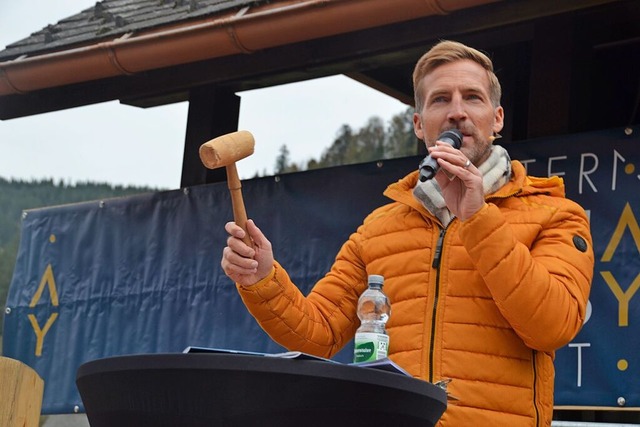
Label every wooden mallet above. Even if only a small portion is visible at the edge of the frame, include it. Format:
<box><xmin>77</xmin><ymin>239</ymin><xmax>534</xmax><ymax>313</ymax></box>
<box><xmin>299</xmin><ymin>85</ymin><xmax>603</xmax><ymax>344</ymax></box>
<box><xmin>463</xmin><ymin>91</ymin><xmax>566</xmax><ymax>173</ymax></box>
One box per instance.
<box><xmin>199</xmin><ymin>130</ymin><xmax>255</xmax><ymax>248</ymax></box>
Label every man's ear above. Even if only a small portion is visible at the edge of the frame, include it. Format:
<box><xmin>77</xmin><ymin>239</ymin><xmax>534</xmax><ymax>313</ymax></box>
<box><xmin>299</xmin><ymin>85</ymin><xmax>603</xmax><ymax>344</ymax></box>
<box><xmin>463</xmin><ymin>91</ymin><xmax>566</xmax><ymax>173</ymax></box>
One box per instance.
<box><xmin>413</xmin><ymin>113</ymin><xmax>425</xmax><ymax>140</ymax></box>
<box><xmin>493</xmin><ymin>106</ymin><xmax>505</xmax><ymax>134</ymax></box>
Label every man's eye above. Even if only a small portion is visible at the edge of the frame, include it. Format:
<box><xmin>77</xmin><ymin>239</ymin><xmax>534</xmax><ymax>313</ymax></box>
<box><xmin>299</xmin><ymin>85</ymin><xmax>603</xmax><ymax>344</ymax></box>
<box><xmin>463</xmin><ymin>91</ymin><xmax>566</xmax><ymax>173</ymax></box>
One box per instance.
<box><xmin>431</xmin><ymin>96</ymin><xmax>448</xmax><ymax>104</ymax></box>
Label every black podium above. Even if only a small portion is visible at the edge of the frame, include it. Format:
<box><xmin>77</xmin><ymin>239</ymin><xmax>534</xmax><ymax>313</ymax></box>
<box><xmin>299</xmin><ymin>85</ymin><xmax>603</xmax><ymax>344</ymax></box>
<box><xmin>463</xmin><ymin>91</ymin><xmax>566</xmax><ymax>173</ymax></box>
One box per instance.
<box><xmin>76</xmin><ymin>353</ymin><xmax>447</xmax><ymax>427</ymax></box>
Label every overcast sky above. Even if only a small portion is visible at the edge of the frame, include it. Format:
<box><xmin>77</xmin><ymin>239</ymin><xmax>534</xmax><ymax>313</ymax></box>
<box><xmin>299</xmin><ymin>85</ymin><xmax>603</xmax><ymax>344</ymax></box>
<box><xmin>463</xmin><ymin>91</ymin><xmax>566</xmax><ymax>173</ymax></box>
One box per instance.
<box><xmin>0</xmin><ymin>1</ymin><xmax>408</xmax><ymax>190</ymax></box>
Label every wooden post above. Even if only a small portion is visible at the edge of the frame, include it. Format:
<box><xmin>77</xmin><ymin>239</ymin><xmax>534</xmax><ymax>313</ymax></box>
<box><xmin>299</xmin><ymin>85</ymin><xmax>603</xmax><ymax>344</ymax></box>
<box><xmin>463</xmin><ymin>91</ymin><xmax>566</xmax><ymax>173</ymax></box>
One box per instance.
<box><xmin>181</xmin><ymin>85</ymin><xmax>241</xmax><ymax>187</ymax></box>
<box><xmin>0</xmin><ymin>357</ymin><xmax>44</xmax><ymax>427</ymax></box>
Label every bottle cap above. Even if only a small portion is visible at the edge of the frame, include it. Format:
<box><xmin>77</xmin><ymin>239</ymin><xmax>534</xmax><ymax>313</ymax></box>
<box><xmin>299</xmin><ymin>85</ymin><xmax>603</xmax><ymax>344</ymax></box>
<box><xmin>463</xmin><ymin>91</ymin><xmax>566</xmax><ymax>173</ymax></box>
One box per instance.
<box><xmin>368</xmin><ymin>274</ymin><xmax>384</xmax><ymax>286</ymax></box>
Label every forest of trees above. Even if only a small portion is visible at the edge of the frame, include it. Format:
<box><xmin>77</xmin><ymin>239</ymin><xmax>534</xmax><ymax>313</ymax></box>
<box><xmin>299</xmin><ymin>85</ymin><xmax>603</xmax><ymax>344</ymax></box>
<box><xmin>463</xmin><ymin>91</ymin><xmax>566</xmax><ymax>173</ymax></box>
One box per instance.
<box><xmin>272</xmin><ymin>107</ymin><xmax>417</xmax><ymax>174</ymax></box>
<box><xmin>0</xmin><ymin>107</ymin><xmax>418</xmax><ymax>336</ymax></box>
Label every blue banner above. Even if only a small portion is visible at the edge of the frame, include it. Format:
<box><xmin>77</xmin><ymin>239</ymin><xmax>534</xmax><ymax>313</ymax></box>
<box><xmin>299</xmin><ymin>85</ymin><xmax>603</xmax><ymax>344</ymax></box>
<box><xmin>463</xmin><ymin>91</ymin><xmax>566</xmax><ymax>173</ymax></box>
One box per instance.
<box><xmin>3</xmin><ymin>126</ymin><xmax>639</xmax><ymax>413</ymax></box>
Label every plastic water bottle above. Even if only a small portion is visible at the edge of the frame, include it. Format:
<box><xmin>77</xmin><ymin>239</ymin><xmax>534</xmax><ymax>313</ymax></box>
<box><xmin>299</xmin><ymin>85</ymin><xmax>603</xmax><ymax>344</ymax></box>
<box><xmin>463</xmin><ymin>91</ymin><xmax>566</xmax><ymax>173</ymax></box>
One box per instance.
<box><xmin>353</xmin><ymin>274</ymin><xmax>390</xmax><ymax>363</ymax></box>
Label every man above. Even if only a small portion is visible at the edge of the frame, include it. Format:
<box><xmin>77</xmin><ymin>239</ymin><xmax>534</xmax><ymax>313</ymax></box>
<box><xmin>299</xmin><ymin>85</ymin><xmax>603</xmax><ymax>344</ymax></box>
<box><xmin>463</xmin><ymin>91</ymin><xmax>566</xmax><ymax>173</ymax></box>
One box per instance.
<box><xmin>221</xmin><ymin>40</ymin><xmax>594</xmax><ymax>426</ymax></box>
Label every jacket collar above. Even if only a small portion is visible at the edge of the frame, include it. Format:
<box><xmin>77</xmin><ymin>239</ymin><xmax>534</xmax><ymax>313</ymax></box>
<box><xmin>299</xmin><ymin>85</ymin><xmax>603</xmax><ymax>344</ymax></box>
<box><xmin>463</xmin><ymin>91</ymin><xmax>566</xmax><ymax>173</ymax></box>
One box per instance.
<box><xmin>383</xmin><ymin>160</ymin><xmax>566</xmax><ymax>209</ymax></box>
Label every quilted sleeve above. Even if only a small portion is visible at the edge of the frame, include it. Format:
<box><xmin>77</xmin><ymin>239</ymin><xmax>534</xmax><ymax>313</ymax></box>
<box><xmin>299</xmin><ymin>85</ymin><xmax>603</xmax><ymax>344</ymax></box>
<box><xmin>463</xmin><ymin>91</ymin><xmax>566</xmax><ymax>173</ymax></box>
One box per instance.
<box><xmin>459</xmin><ymin>202</ymin><xmax>594</xmax><ymax>352</ymax></box>
<box><xmin>236</xmin><ymin>231</ymin><xmax>368</xmax><ymax>358</ymax></box>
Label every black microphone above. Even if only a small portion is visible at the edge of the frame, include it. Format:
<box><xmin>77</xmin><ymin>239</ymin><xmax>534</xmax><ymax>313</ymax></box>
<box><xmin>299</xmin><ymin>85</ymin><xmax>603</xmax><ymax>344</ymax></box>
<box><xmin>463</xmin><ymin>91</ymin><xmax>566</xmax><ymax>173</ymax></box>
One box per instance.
<box><xmin>418</xmin><ymin>129</ymin><xmax>463</xmax><ymax>182</ymax></box>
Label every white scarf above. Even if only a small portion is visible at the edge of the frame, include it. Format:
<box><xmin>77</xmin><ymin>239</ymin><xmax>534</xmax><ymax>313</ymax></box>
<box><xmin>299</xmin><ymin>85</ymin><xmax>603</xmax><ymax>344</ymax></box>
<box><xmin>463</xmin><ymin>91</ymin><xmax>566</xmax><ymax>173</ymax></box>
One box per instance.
<box><xmin>413</xmin><ymin>145</ymin><xmax>512</xmax><ymax>226</ymax></box>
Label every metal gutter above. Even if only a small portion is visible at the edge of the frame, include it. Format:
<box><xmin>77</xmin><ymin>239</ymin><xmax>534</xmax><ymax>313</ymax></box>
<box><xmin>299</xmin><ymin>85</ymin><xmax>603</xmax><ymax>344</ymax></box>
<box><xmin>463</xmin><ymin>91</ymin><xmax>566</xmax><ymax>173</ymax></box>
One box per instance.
<box><xmin>0</xmin><ymin>0</ymin><xmax>498</xmax><ymax>96</ymax></box>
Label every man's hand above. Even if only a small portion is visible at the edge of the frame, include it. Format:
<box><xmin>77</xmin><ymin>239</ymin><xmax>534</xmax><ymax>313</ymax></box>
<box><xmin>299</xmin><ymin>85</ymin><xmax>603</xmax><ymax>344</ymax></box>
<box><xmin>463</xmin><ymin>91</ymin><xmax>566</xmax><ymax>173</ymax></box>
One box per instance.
<box><xmin>221</xmin><ymin>219</ymin><xmax>274</xmax><ymax>286</ymax></box>
<box><xmin>429</xmin><ymin>141</ymin><xmax>486</xmax><ymax>221</ymax></box>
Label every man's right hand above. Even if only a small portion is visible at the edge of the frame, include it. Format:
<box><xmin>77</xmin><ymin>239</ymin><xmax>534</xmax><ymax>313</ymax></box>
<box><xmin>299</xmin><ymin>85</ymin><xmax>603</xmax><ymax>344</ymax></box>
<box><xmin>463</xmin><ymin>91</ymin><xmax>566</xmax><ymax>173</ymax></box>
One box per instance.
<box><xmin>221</xmin><ymin>219</ymin><xmax>274</xmax><ymax>286</ymax></box>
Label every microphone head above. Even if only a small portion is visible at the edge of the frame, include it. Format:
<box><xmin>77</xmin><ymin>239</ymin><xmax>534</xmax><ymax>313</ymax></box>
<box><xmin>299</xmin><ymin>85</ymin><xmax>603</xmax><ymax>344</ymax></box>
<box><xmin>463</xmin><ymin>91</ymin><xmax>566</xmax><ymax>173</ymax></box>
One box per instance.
<box><xmin>438</xmin><ymin>129</ymin><xmax>463</xmax><ymax>149</ymax></box>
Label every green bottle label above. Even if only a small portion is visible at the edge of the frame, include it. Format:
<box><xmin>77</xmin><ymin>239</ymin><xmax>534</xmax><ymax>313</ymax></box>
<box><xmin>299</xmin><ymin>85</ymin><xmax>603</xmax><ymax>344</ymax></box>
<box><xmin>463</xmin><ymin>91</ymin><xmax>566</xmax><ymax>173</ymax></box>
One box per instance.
<box><xmin>353</xmin><ymin>332</ymin><xmax>389</xmax><ymax>363</ymax></box>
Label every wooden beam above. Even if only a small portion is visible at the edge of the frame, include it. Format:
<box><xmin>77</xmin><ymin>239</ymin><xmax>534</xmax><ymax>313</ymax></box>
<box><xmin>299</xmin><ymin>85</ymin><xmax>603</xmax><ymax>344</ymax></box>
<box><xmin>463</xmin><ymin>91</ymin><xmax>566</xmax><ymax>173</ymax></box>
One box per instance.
<box><xmin>527</xmin><ymin>14</ymin><xmax>574</xmax><ymax>138</ymax></box>
<box><xmin>180</xmin><ymin>86</ymin><xmax>240</xmax><ymax>187</ymax></box>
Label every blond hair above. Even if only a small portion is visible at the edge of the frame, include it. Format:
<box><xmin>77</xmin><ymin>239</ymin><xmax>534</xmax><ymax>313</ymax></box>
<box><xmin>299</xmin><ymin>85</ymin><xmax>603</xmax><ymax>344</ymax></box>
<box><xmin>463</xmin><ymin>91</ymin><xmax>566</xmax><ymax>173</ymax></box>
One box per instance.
<box><xmin>413</xmin><ymin>40</ymin><xmax>502</xmax><ymax>112</ymax></box>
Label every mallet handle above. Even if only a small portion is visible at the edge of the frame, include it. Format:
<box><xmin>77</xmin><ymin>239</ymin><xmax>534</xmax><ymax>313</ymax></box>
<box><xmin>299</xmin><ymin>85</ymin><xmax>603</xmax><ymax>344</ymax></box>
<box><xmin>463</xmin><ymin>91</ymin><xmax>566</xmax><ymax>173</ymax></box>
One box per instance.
<box><xmin>225</xmin><ymin>163</ymin><xmax>253</xmax><ymax>248</ymax></box>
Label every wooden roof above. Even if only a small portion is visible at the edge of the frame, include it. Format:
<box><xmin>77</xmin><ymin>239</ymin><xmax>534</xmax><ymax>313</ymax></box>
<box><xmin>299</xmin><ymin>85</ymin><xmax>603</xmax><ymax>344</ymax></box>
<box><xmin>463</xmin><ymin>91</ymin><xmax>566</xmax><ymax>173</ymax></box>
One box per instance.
<box><xmin>3</xmin><ymin>0</ymin><xmax>629</xmax><ymax>123</ymax></box>
<box><xmin>0</xmin><ymin>0</ymin><xmax>638</xmax><ymax>188</ymax></box>
<box><xmin>0</xmin><ymin>1</ymin><xmax>259</xmax><ymax>61</ymax></box>
<box><xmin>2</xmin><ymin>0</ymin><xmax>638</xmax><ymax>185</ymax></box>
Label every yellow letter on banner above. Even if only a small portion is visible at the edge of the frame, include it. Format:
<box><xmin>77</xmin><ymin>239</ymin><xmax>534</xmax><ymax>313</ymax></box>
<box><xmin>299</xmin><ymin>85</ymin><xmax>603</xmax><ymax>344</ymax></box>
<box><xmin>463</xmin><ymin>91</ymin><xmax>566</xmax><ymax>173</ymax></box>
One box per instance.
<box><xmin>28</xmin><ymin>313</ymin><xmax>59</xmax><ymax>356</ymax></box>
<box><xmin>28</xmin><ymin>264</ymin><xmax>60</xmax><ymax>356</ymax></box>
<box><xmin>601</xmin><ymin>203</ymin><xmax>640</xmax><ymax>262</ymax></box>
<box><xmin>600</xmin><ymin>271</ymin><xmax>640</xmax><ymax>327</ymax></box>
<box><xmin>29</xmin><ymin>264</ymin><xmax>59</xmax><ymax>307</ymax></box>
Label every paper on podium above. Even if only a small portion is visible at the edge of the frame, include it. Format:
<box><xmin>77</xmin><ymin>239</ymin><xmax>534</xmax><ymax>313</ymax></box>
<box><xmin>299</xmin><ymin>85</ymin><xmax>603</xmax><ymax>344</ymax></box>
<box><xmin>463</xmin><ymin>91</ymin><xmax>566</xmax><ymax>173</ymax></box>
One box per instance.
<box><xmin>351</xmin><ymin>357</ymin><xmax>411</xmax><ymax>376</ymax></box>
<box><xmin>183</xmin><ymin>347</ymin><xmax>411</xmax><ymax>377</ymax></box>
<box><xmin>182</xmin><ymin>346</ymin><xmax>335</xmax><ymax>363</ymax></box>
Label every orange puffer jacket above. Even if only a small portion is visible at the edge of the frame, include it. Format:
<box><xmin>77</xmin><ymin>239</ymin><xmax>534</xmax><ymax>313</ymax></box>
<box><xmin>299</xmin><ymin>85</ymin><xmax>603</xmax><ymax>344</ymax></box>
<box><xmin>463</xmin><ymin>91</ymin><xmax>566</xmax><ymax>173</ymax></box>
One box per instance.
<box><xmin>237</xmin><ymin>160</ymin><xmax>594</xmax><ymax>426</ymax></box>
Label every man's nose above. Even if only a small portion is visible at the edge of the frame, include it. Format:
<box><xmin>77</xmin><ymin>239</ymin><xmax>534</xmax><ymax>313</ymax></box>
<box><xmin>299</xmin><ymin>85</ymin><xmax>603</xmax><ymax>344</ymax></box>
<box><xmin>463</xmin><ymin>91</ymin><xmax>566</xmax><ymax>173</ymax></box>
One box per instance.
<box><xmin>447</xmin><ymin>96</ymin><xmax>467</xmax><ymax>121</ymax></box>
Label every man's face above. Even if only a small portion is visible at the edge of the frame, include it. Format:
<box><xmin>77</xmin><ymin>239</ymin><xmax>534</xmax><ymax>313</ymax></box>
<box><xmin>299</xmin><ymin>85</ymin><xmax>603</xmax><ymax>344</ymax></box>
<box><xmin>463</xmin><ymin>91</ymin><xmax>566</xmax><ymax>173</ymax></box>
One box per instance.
<box><xmin>413</xmin><ymin>59</ymin><xmax>504</xmax><ymax>166</ymax></box>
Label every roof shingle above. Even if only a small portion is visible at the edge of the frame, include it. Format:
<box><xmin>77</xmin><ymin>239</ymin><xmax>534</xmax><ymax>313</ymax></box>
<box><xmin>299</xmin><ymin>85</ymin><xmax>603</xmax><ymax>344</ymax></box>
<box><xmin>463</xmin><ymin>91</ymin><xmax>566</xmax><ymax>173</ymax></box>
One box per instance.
<box><xmin>0</xmin><ymin>0</ymin><xmax>263</xmax><ymax>61</ymax></box>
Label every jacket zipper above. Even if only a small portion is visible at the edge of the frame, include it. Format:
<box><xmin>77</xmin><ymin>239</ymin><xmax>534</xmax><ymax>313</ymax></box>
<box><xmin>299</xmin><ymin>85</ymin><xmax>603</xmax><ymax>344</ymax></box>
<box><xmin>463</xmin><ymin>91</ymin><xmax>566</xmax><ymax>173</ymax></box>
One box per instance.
<box><xmin>427</xmin><ymin>193</ymin><xmax>521</xmax><ymax>383</ymax></box>
<box><xmin>428</xmin><ymin>226</ymin><xmax>447</xmax><ymax>383</ymax></box>
<box><xmin>532</xmin><ymin>350</ymin><xmax>540</xmax><ymax>426</ymax></box>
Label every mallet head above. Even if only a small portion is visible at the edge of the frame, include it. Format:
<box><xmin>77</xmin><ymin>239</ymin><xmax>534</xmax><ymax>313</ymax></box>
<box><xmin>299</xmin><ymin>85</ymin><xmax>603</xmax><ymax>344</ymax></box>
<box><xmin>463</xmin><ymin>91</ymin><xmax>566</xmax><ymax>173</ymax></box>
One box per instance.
<box><xmin>199</xmin><ymin>130</ymin><xmax>255</xmax><ymax>169</ymax></box>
